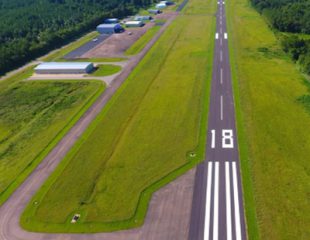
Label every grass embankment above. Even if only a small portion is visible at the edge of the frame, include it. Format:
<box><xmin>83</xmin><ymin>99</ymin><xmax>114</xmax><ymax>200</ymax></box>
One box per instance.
<box><xmin>21</xmin><ymin>0</ymin><xmax>217</xmax><ymax>233</ymax></box>
<box><xmin>226</xmin><ymin>0</ymin><xmax>310</xmax><ymax>239</ymax></box>
<box><xmin>90</xmin><ymin>65</ymin><xmax>122</xmax><ymax>77</ymax></box>
<box><xmin>125</xmin><ymin>26</ymin><xmax>161</xmax><ymax>56</ymax></box>
<box><xmin>0</xmin><ymin>73</ymin><xmax>105</xmax><ymax>206</ymax></box>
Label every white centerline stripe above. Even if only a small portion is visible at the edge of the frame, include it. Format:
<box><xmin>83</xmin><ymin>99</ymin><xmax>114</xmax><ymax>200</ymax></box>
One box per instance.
<box><xmin>213</xmin><ymin>162</ymin><xmax>219</xmax><ymax>240</ymax></box>
<box><xmin>220</xmin><ymin>68</ymin><xmax>223</xmax><ymax>84</ymax></box>
<box><xmin>232</xmin><ymin>162</ymin><xmax>242</xmax><ymax>240</ymax></box>
<box><xmin>225</xmin><ymin>162</ymin><xmax>232</xmax><ymax>240</ymax></box>
<box><xmin>204</xmin><ymin>162</ymin><xmax>213</xmax><ymax>240</ymax></box>
<box><xmin>220</xmin><ymin>28</ymin><xmax>222</xmax><ymax>34</ymax></box>
<box><xmin>220</xmin><ymin>50</ymin><xmax>223</xmax><ymax>62</ymax></box>
<box><xmin>220</xmin><ymin>95</ymin><xmax>223</xmax><ymax>120</ymax></box>
<box><xmin>220</xmin><ymin>38</ymin><xmax>223</xmax><ymax>46</ymax></box>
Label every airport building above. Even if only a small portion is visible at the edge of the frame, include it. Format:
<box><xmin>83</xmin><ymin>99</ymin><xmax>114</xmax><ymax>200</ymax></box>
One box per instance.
<box><xmin>148</xmin><ymin>9</ymin><xmax>162</xmax><ymax>14</ymax></box>
<box><xmin>134</xmin><ymin>16</ymin><xmax>152</xmax><ymax>21</ymax></box>
<box><xmin>125</xmin><ymin>21</ymin><xmax>145</xmax><ymax>28</ymax></box>
<box><xmin>104</xmin><ymin>18</ymin><xmax>119</xmax><ymax>24</ymax></box>
<box><xmin>34</xmin><ymin>62</ymin><xmax>94</xmax><ymax>74</ymax></box>
<box><xmin>96</xmin><ymin>23</ymin><xmax>124</xmax><ymax>34</ymax></box>
<box><xmin>156</xmin><ymin>3</ymin><xmax>167</xmax><ymax>9</ymax></box>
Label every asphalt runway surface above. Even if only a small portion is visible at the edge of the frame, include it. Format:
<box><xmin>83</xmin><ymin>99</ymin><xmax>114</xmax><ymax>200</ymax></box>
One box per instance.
<box><xmin>63</xmin><ymin>34</ymin><xmax>110</xmax><ymax>59</ymax></box>
<box><xmin>0</xmin><ymin>15</ymin><xmax>177</xmax><ymax>240</ymax></box>
<box><xmin>188</xmin><ymin>1</ymin><xmax>248</xmax><ymax>240</ymax></box>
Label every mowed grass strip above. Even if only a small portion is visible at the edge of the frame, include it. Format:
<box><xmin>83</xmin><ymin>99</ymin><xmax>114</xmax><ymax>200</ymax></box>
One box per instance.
<box><xmin>125</xmin><ymin>26</ymin><xmax>161</xmax><ymax>56</ymax></box>
<box><xmin>0</xmin><ymin>79</ymin><xmax>104</xmax><ymax>205</ymax></box>
<box><xmin>22</xmin><ymin>0</ymin><xmax>216</xmax><ymax>232</ymax></box>
<box><xmin>90</xmin><ymin>64</ymin><xmax>122</xmax><ymax>77</ymax></box>
<box><xmin>227</xmin><ymin>0</ymin><xmax>310</xmax><ymax>239</ymax></box>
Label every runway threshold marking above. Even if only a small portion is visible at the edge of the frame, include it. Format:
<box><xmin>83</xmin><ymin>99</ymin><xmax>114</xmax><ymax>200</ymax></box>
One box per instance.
<box><xmin>232</xmin><ymin>162</ymin><xmax>242</xmax><ymax>240</ymax></box>
<box><xmin>225</xmin><ymin>162</ymin><xmax>232</xmax><ymax>240</ymax></box>
<box><xmin>213</xmin><ymin>162</ymin><xmax>219</xmax><ymax>240</ymax></box>
<box><xmin>215</xmin><ymin>33</ymin><xmax>219</xmax><ymax>39</ymax></box>
<box><xmin>204</xmin><ymin>161</ymin><xmax>213</xmax><ymax>240</ymax></box>
<box><xmin>224</xmin><ymin>33</ymin><xmax>228</xmax><ymax>39</ymax></box>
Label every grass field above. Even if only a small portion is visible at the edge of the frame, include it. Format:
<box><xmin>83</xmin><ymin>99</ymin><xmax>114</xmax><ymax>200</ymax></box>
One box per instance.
<box><xmin>90</xmin><ymin>65</ymin><xmax>122</xmax><ymax>76</ymax></box>
<box><xmin>0</xmin><ymin>77</ymin><xmax>104</xmax><ymax>206</ymax></box>
<box><xmin>56</xmin><ymin>57</ymin><xmax>127</xmax><ymax>63</ymax></box>
<box><xmin>21</xmin><ymin>0</ymin><xmax>217</xmax><ymax>232</ymax></box>
<box><xmin>125</xmin><ymin>26</ymin><xmax>161</xmax><ymax>56</ymax></box>
<box><xmin>226</xmin><ymin>0</ymin><xmax>310</xmax><ymax>239</ymax></box>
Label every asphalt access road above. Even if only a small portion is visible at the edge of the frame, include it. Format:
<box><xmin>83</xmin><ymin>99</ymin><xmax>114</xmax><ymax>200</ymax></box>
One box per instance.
<box><xmin>63</xmin><ymin>34</ymin><xmax>110</xmax><ymax>59</ymax></box>
<box><xmin>188</xmin><ymin>1</ymin><xmax>248</xmax><ymax>240</ymax></box>
<box><xmin>0</xmin><ymin>15</ymin><xmax>177</xmax><ymax>240</ymax></box>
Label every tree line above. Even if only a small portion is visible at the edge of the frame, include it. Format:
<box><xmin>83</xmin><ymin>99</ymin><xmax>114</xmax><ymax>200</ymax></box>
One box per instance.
<box><xmin>250</xmin><ymin>0</ymin><xmax>310</xmax><ymax>75</ymax></box>
<box><xmin>0</xmin><ymin>0</ymin><xmax>155</xmax><ymax>75</ymax></box>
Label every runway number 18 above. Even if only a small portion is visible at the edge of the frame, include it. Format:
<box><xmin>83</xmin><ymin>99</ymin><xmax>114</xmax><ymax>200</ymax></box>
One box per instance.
<box><xmin>211</xmin><ymin>129</ymin><xmax>234</xmax><ymax>149</ymax></box>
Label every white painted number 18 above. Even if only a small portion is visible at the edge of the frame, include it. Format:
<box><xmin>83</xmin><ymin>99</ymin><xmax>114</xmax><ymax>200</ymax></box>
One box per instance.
<box><xmin>211</xmin><ymin>129</ymin><xmax>234</xmax><ymax>149</ymax></box>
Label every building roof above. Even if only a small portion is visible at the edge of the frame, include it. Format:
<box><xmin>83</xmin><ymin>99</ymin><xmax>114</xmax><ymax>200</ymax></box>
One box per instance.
<box><xmin>97</xmin><ymin>23</ymin><xmax>120</xmax><ymax>29</ymax></box>
<box><xmin>126</xmin><ymin>21</ymin><xmax>143</xmax><ymax>25</ymax></box>
<box><xmin>35</xmin><ymin>62</ymin><xmax>92</xmax><ymax>70</ymax></box>
<box><xmin>105</xmin><ymin>18</ymin><xmax>118</xmax><ymax>21</ymax></box>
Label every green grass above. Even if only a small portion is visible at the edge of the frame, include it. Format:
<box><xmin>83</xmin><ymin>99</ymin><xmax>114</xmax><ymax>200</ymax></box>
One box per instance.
<box><xmin>125</xmin><ymin>26</ymin><xmax>161</xmax><ymax>56</ymax></box>
<box><xmin>56</xmin><ymin>57</ymin><xmax>127</xmax><ymax>63</ymax></box>
<box><xmin>90</xmin><ymin>65</ymin><xmax>122</xmax><ymax>77</ymax></box>
<box><xmin>41</xmin><ymin>32</ymin><xmax>100</xmax><ymax>62</ymax></box>
<box><xmin>0</xmin><ymin>78</ymin><xmax>105</xmax><ymax>206</ymax></box>
<box><xmin>226</xmin><ymin>0</ymin><xmax>310</xmax><ymax>239</ymax></box>
<box><xmin>21</xmin><ymin>0</ymin><xmax>217</xmax><ymax>233</ymax></box>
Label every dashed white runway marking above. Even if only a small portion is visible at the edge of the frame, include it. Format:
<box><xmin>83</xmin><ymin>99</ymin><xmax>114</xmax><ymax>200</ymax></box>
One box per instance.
<box><xmin>213</xmin><ymin>162</ymin><xmax>219</xmax><ymax>240</ymax></box>
<box><xmin>220</xmin><ymin>38</ymin><xmax>223</xmax><ymax>46</ymax></box>
<box><xmin>220</xmin><ymin>68</ymin><xmax>223</xmax><ymax>84</ymax></box>
<box><xmin>220</xmin><ymin>50</ymin><xmax>223</xmax><ymax>62</ymax></box>
<box><xmin>225</xmin><ymin>162</ymin><xmax>232</xmax><ymax>240</ymax></box>
<box><xmin>224</xmin><ymin>33</ymin><xmax>228</xmax><ymax>39</ymax></box>
<box><xmin>220</xmin><ymin>95</ymin><xmax>223</xmax><ymax>120</ymax></box>
<box><xmin>232</xmin><ymin>162</ymin><xmax>242</xmax><ymax>240</ymax></box>
<box><xmin>204</xmin><ymin>162</ymin><xmax>213</xmax><ymax>240</ymax></box>
<box><xmin>220</xmin><ymin>28</ymin><xmax>222</xmax><ymax>34</ymax></box>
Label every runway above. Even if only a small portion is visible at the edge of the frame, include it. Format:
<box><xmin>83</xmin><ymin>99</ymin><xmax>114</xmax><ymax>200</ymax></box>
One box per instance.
<box><xmin>188</xmin><ymin>1</ymin><xmax>247</xmax><ymax>240</ymax></box>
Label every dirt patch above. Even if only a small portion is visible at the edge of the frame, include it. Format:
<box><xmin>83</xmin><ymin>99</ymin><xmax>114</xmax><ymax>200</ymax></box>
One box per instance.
<box><xmin>81</xmin><ymin>24</ymin><xmax>154</xmax><ymax>58</ymax></box>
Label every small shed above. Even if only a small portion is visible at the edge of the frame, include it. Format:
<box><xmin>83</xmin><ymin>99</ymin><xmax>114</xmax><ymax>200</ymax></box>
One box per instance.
<box><xmin>96</xmin><ymin>23</ymin><xmax>124</xmax><ymax>34</ymax></box>
<box><xmin>134</xmin><ymin>16</ymin><xmax>152</xmax><ymax>21</ymax></box>
<box><xmin>156</xmin><ymin>3</ymin><xmax>167</xmax><ymax>9</ymax></box>
<box><xmin>104</xmin><ymin>18</ymin><xmax>119</xmax><ymax>24</ymax></box>
<box><xmin>125</xmin><ymin>21</ymin><xmax>145</xmax><ymax>28</ymax></box>
<box><xmin>35</xmin><ymin>62</ymin><xmax>94</xmax><ymax>74</ymax></box>
<box><xmin>148</xmin><ymin>9</ymin><xmax>162</xmax><ymax>14</ymax></box>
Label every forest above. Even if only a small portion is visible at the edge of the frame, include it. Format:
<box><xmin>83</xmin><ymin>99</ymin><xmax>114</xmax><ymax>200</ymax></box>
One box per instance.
<box><xmin>250</xmin><ymin>0</ymin><xmax>310</xmax><ymax>75</ymax></box>
<box><xmin>0</xmin><ymin>0</ymin><xmax>154</xmax><ymax>75</ymax></box>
